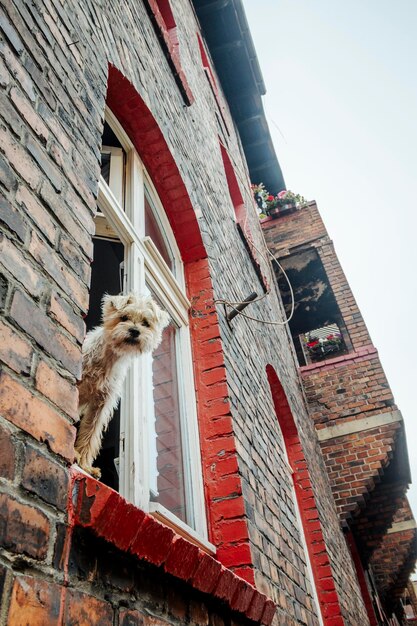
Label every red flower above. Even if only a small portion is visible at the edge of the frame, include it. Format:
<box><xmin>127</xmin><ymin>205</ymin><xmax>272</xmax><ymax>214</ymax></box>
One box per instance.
<box><xmin>307</xmin><ymin>340</ymin><xmax>319</xmax><ymax>347</ymax></box>
<box><xmin>267</xmin><ymin>195</ymin><xmax>274</xmax><ymax>201</ymax></box>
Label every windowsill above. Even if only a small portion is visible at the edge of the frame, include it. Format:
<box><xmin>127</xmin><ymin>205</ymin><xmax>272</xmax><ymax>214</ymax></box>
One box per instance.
<box><xmin>150</xmin><ymin>502</ymin><xmax>215</xmax><ymax>555</ymax></box>
<box><xmin>70</xmin><ymin>467</ymin><xmax>276</xmax><ymax>625</ymax></box>
<box><xmin>299</xmin><ymin>344</ymin><xmax>378</xmax><ymax>373</ymax></box>
<box><xmin>73</xmin><ymin>465</ymin><xmax>214</xmax><ymax>553</ymax></box>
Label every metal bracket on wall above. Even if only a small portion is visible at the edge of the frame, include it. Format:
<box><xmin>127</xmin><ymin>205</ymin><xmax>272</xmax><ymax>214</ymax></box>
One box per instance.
<box><xmin>224</xmin><ymin>292</ymin><xmax>258</xmax><ymax>329</ymax></box>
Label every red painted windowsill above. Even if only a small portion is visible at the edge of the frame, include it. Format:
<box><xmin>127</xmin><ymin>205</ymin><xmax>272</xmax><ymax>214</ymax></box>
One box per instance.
<box><xmin>69</xmin><ymin>469</ymin><xmax>276</xmax><ymax>625</ymax></box>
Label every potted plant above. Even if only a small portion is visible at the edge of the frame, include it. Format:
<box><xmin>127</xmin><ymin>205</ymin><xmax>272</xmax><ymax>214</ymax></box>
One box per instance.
<box><xmin>251</xmin><ymin>184</ymin><xmax>306</xmax><ymax>219</ymax></box>
<box><xmin>276</xmin><ymin>190</ymin><xmax>306</xmax><ymax>213</ymax></box>
<box><xmin>305</xmin><ymin>332</ymin><xmax>343</xmax><ymax>362</ymax></box>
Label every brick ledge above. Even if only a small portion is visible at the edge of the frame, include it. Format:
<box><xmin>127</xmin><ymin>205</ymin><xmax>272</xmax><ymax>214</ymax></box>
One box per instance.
<box><xmin>70</xmin><ymin>469</ymin><xmax>276</xmax><ymax>625</ymax></box>
<box><xmin>300</xmin><ymin>344</ymin><xmax>378</xmax><ymax>374</ymax></box>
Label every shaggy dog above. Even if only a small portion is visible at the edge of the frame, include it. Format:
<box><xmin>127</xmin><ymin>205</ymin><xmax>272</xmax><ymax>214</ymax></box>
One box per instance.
<box><xmin>75</xmin><ymin>293</ymin><xmax>170</xmax><ymax>478</ymax></box>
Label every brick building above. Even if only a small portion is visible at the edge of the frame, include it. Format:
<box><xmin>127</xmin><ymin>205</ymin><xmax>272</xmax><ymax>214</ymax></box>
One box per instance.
<box><xmin>0</xmin><ymin>1</ymin><xmax>414</xmax><ymax>626</ymax></box>
<box><xmin>262</xmin><ymin>202</ymin><xmax>417</xmax><ymax>624</ymax></box>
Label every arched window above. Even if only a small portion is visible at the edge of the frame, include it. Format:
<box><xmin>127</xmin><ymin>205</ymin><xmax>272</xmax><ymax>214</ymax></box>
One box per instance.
<box><xmin>86</xmin><ymin>107</ymin><xmax>208</xmax><ymax>544</ymax></box>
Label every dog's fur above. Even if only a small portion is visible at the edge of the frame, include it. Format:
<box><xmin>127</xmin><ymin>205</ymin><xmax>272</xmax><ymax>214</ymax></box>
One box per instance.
<box><xmin>75</xmin><ymin>293</ymin><xmax>170</xmax><ymax>478</ymax></box>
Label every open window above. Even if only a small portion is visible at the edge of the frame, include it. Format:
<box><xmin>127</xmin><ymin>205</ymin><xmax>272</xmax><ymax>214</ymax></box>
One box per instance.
<box><xmin>275</xmin><ymin>249</ymin><xmax>352</xmax><ymax>365</ymax></box>
<box><xmin>86</xmin><ymin>107</ymin><xmax>208</xmax><ymax>545</ymax></box>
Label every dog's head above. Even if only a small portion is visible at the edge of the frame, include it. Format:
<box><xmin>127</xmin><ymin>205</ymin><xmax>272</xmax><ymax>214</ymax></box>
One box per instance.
<box><xmin>101</xmin><ymin>293</ymin><xmax>170</xmax><ymax>356</ymax></box>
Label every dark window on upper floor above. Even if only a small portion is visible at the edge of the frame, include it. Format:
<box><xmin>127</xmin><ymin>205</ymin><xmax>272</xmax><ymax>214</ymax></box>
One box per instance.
<box><xmin>276</xmin><ymin>249</ymin><xmax>352</xmax><ymax>365</ymax></box>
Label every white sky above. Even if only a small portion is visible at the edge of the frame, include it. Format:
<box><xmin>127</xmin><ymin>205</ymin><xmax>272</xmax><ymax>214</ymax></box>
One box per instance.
<box><xmin>242</xmin><ymin>1</ymin><xmax>417</xmax><ymax>523</ymax></box>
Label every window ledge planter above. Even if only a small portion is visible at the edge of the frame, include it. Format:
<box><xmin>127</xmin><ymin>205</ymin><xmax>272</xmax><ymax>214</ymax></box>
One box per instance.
<box><xmin>251</xmin><ymin>184</ymin><xmax>306</xmax><ymax>220</ymax></box>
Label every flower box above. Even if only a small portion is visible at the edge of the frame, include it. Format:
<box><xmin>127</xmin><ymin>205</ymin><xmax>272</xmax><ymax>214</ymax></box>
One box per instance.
<box><xmin>251</xmin><ymin>184</ymin><xmax>306</xmax><ymax>219</ymax></box>
<box><xmin>268</xmin><ymin>207</ymin><xmax>280</xmax><ymax>216</ymax></box>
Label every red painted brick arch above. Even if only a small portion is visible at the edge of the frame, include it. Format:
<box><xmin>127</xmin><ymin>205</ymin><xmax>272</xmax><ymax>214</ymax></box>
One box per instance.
<box><xmin>266</xmin><ymin>365</ymin><xmax>345</xmax><ymax>626</ymax></box>
<box><xmin>106</xmin><ymin>65</ymin><xmax>202</xmax><ymax>263</ymax></box>
<box><xmin>105</xmin><ymin>65</ymin><xmax>255</xmax><ymax>582</ymax></box>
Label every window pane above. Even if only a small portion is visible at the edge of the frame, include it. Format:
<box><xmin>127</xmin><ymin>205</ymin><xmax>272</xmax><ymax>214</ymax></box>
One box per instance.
<box><xmin>145</xmin><ymin>197</ymin><xmax>173</xmax><ymax>270</ymax></box>
<box><xmin>151</xmin><ymin>323</ymin><xmax>187</xmax><ymax>523</ymax></box>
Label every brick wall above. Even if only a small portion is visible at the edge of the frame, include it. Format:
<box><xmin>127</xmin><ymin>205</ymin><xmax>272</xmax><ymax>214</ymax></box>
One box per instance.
<box><xmin>0</xmin><ymin>2</ymin><xmax>370</xmax><ymax>625</ymax></box>
<box><xmin>369</xmin><ymin>498</ymin><xmax>417</xmax><ymax>603</ymax></box>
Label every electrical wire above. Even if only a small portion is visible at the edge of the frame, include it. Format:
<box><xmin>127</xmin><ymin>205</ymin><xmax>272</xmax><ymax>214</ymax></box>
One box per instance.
<box><xmin>214</xmin><ymin>184</ymin><xmax>296</xmax><ymax>326</ymax></box>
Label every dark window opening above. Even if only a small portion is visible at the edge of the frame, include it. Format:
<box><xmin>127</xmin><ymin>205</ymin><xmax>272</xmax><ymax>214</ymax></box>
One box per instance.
<box><xmin>102</xmin><ymin>121</ymin><xmax>123</xmax><ymax>149</ymax></box>
<box><xmin>84</xmin><ymin>236</ymin><xmax>125</xmax><ymax>491</ymax></box>
<box><xmin>100</xmin><ymin>121</ymin><xmax>125</xmax><ymax>189</ymax></box>
<box><xmin>100</xmin><ymin>153</ymin><xmax>111</xmax><ymax>184</ymax></box>
<box><xmin>275</xmin><ymin>249</ymin><xmax>351</xmax><ymax>366</ymax></box>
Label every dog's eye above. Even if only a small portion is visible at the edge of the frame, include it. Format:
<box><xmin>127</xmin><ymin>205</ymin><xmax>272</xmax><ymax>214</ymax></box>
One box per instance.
<box><xmin>120</xmin><ymin>315</ymin><xmax>129</xmax><ymax>322</ymax></box>
<box><xmin>142</xmin><ymin>319</ymin><xmax>150</xmax><ymax>328</ymax></box>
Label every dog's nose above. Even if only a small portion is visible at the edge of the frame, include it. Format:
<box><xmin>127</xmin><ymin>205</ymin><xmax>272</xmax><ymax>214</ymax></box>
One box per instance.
<box><xmin>129</xmin><ymin>328</ymin><xmax>140</xmax><ymax>338</ymax></box>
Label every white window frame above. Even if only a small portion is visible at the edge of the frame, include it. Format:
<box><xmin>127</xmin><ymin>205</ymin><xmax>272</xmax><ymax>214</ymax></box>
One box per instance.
<box><xmin>281</xmin><ymin>442</ymin><xmax>324</xmax><ymax>626</ymax></box>
<box><xmin>101</xmin><ymin>145</ymin><xmax>124</xmax><ymax>207</ymax></box>
<box><xmin>95</xmin><ymin>107</ymin><xmax>211</xmax><ymax>549</ymax></box>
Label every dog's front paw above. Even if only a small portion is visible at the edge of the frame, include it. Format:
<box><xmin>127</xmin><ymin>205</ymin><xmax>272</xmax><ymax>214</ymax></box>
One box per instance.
<box><xmin>80</xmin><ymin>464</ymin><xmax>101</xmax><ymax>479</ymax></box>
<box><xmin>75</xmin><ymin>455</ymin><xmax>102</xmax><ymax>480</ymax></box>
<box><xmin>89</xmin><ymin>466</ymin><xmax>102</xmax><ymax>479</ymax></box>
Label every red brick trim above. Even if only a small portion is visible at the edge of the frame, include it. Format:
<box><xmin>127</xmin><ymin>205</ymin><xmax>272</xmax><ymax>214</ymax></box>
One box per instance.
<box><xmin>197</xmin><ymin>33</ymin><xmax>219</xmax><ymax>96</ymax></box>
<box><xmin>186</xmin><ymin>258</ymin><xmax>256</xmax><ymax>583</ymax></box>
<box><xmin>106</xmin><ymin>67</ymin><xmax>255</xmax><ymax>581</ymax></box>
<box><xmin>196</xmin><ymin>33</ymin><xmax>224</xmax><ymax>111</ymax></box>
<box><xmin>69</xmin><ymin>469</ymin><xmax>275</xmax><ymax>624</ymax></box>
<box><xmin>266</xmin><ymin>366</ymin><xmax>345</xmax><ymax>626</ymax></box>
<box><xmin>107</xmin><ymin>66</ymin><xmax>202</xmax><ymax>262</ymax></box>
<box><xmin>300</xmin><ymin>344</ymin><xmax>378</xmax><ymax>374</ymax></box>
<box><xmin>345</xmin><ymin>531</ymin><xmax>378</xmax><ymax>626</ymax></box>
<box><xmin>143</xmin><ymin>0</ymin><xmax>194</xmax><ymax>105</ymax></box>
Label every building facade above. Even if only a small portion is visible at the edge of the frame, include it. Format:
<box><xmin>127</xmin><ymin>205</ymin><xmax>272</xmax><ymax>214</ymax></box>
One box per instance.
<box><xmin>0</xmin><ymin>1</ymin><xmax>414</xmax><ymax>625</ymax></box>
